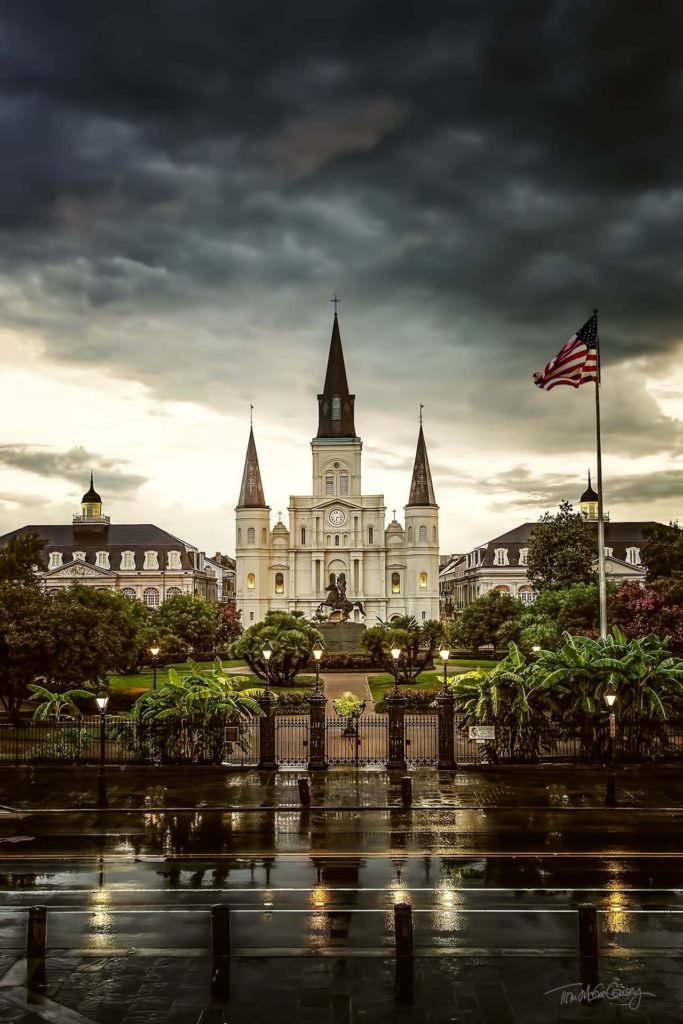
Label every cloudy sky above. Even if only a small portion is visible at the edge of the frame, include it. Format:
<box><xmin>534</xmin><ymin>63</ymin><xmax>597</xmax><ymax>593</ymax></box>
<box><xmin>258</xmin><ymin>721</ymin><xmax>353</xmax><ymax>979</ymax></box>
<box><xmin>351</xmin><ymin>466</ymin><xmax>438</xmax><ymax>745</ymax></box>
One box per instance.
<box><xmin>1</xmin><ymin>0</ymin><xmax>682</xmax><ymax>556</ymax></box>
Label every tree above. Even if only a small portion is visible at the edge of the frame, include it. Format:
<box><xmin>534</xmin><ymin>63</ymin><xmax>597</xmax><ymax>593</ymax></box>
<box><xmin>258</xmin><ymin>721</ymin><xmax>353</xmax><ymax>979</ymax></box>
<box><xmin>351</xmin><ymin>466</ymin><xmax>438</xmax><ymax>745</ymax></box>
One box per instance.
<box><xmin>454</xmin><ymin>591</ymin><xmax>523</xmax><ymax>651</ymax></box>
<box><xmin>0</xmin><ymin>582</ymin><xmax>52</xmax><ymax>722</ymax></box>
<box><xmin>216</xmin><ymin>602</ymin><xmax>243</xmax><ymax>646</ymax></box>
<box><xmin>153</xmin><ymin>594</ymin><xmax>222</xmax><ymax>661</ymax></box>
<box><xmin>0</xmin><ymin>533</ymin><xmax>46</xmax><ymax>585</ymax></box>
<box><xmin>362</xmin><ymin>616</ymin><xmax>443</xmax><ymax>682</ymax></box>
<box><xmin>527</xmin><ymin>501</ymin><xmax>596</xmax><ymax>592</ymax></box>
<box><xmin>610</xmin><ymin>579</ymin><xmax>683</xmax><ymax>651</ymax></box>
<box><xmin>641</xmin><ymin>521</ymin><xmax>683</xmax><ymax>582</ymax></box>
<box><xmin>28</xmin><ymin>684</ymin><xmax>95</xmax><ymax>721</ymax></box>
<box><xmin>230</xmin><ymin>611</ymin><xmax>322</xmax><ymax>685</ymax></box>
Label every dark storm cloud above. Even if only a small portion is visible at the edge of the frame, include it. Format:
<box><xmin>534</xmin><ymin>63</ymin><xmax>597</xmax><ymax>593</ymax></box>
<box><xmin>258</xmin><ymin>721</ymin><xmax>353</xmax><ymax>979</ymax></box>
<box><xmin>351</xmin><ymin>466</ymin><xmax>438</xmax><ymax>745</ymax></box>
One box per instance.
<box><xmin>1</xmin><ymin>0</ymin><xmax>682</xmax><ymax>461</ymax></box>
<box><xmin>0</xmin><ymin>445</ymin><xmax>147</xmax><ymax>494</ymax></box>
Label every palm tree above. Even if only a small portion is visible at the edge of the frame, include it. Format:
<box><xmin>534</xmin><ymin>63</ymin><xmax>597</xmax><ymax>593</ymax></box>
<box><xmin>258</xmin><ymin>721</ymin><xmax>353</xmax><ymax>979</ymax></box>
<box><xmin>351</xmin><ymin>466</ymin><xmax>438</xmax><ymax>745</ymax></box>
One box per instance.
<box><xmin>450</xmin><ymin>644</ymin><xmax>551</xmax><ymax>761</ymax></box>
<box><xmin>28</xmin><ymin>684</ymin><xmax>95</xmax><ymax>721</ymax></box>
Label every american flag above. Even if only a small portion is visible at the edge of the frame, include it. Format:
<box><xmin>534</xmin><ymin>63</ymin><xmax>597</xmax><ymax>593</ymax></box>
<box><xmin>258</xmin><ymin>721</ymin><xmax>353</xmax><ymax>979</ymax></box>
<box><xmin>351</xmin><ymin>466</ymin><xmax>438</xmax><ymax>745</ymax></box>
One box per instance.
<box><xmin>533</xmin><ymin>313</ymin><xmax>599</xmax><ymax>391</ymax></box>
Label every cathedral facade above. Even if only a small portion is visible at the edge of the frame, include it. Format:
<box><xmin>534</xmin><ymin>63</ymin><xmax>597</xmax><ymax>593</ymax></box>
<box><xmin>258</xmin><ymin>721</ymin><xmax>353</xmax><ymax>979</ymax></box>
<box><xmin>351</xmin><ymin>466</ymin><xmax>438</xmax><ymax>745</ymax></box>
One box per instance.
<box><xmin>235</xmin><ymin>314</ymin><xmax>440</xmax><ymax>625</ymax></box>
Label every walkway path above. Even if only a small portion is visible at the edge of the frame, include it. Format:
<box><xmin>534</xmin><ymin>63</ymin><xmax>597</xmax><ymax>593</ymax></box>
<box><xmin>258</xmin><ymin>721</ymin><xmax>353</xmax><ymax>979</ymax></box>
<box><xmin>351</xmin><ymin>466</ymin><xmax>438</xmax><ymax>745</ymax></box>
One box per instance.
<box><xmin>321</xmin><ymin>671</ymin><xmax>374</xmax><ymax>705</ymax></box>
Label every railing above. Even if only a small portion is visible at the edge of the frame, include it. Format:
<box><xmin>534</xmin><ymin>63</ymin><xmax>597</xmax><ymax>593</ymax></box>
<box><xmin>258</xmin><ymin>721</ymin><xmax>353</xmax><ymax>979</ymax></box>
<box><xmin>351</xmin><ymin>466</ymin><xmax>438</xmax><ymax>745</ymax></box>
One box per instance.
<box><xmin>0</xmin><ymin>715</ymin><xmax>681</xmax><ymax>767</ymax></box>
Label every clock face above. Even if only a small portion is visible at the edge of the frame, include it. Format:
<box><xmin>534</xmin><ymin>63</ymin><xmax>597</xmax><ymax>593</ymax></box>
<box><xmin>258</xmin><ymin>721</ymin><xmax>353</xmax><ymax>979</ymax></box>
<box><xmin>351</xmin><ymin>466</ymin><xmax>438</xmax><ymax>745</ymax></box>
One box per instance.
<box><xmin>329</xmin><ymin>508</ymin><xmax>346</xmax><ymax>526</ymax></box>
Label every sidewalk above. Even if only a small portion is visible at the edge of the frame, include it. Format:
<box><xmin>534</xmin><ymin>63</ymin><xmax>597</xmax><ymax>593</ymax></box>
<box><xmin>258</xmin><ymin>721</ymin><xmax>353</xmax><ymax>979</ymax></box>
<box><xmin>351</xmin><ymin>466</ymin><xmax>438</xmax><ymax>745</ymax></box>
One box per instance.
<box><xmin>322</xmin><ymin>671</ymin><xmax>374</xmax><ymax>705</ymax></box>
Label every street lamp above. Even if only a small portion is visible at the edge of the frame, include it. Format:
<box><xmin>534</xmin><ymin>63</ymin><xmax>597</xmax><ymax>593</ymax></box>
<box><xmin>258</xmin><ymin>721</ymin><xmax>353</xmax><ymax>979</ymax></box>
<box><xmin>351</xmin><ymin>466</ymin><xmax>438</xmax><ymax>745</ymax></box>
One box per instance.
<box><xmin>603</xmin><ymin>686</ymin><xmax>617</xmax><ymax>807</ymax></box>
<box><xmin>149</xmin><ymin>643</ymin><xmax>160</xmax><ymax>691</ymax></box>
<box><xmin>262</xmin><ymin>639</ymin><xmax>274</xmax><ymax>692</ymax></box>
<box><xmin>312</xmin><ymin>639</ymin><xmax>324</xmax><ymax>694</ymax></box>
<box><xmin>94</xmin><ymin>691</ymin><xmax>109</xmax><ymax>809</ymax></box>
<box><xmin>390</xmin><ymin>645</ymin><xmax>402</xmax><ymax>689</ymax></box>
<box><xmin>531</xmin><ymin>644</ymin><xmax>541</xmax><ymax>654</ymax></box>
<box><xmin>438</xmin><ymin>643</ymin><xmax>450</xmax><ymax>692</ymax></box>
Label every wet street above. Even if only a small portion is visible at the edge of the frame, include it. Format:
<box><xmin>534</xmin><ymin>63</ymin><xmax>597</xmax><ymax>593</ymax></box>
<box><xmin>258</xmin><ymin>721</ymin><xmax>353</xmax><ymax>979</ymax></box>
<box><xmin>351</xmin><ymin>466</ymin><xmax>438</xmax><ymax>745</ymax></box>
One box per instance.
<box><xmin>0</xmin><ymin>767</ymin><xmax>680</xmax><ymax>1022</ymax></box>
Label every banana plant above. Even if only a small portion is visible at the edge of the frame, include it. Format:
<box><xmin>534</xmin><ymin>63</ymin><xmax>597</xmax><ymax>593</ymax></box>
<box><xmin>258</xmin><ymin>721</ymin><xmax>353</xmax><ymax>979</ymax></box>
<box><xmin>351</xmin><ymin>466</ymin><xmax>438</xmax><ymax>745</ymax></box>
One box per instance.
<box><xmin>28</xmin><ymin>684</ymin><xmax>95</xmax><ymax>722</ymax></box>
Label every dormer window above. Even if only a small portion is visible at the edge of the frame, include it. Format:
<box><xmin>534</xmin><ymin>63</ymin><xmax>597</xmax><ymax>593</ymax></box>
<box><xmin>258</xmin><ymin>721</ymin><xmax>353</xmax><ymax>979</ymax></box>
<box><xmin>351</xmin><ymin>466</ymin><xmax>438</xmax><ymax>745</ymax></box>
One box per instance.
<box><xmin>519</xmin><ymin>548</ymin><xmax>529</xmax><ymax>566</ymax></box>
<box><xmin>143</xmin><ymin>551</ymin><xmax>159</xmax><ymax>570</ymax></box>
<box><xmin>96</xmin><ymin>551</ymin><xmax>110</xmax><ymax>569</ymax></box>
<box><xmin>167</xmin><ymin>550</ymin><xmax>182</xmax><ymax>569</ymax></box>
<box><xmin>48</xmin><ymin>552</ymin><xmax>62</xmax><ymax>570</ymax></box>
<box><xmin>121</xmin><ymin>551</ymin><xmax>135</xmax><ymax>570</ymax></box>
<box><xmin>332</xmin><ymin>396</ymin><xmax>341</xmax><ymax>420</ymax></box>
<box><xmin>494</xmin><ymin>548</ymin><xmax>509</xmax><ymax>566</ymax></box>
<box><xmin>626</xmin><ymin>547</ymin><xmax>641</xmax><ymax>565</ymax></box>
<box><xmin>604</xmin><ymin>547</ymin><xmax>613</xmax><ymax>558</ymax></box>
<box><xmin>73</xmin><ymin>551</ymin><xmax>86</xmax><ymax>562</ymax></box>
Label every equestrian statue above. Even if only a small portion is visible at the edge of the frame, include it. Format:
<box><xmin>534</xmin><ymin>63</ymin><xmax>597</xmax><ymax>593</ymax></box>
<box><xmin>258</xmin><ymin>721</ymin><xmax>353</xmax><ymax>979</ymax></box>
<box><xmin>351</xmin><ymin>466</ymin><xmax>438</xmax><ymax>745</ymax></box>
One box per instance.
<box><xmin>315</xmin><ymin>573</ymin><xmax>366</xmax><ymax>622</ymax></box>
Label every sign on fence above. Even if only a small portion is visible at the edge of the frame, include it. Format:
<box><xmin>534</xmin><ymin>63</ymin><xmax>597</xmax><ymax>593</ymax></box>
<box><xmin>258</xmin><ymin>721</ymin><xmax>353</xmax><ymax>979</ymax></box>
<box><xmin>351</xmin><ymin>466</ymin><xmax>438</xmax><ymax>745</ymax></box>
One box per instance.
<box><xmin>468</xmin><ymin>725</ymin><xmax>495</xmax><ymax>741</ymax></box>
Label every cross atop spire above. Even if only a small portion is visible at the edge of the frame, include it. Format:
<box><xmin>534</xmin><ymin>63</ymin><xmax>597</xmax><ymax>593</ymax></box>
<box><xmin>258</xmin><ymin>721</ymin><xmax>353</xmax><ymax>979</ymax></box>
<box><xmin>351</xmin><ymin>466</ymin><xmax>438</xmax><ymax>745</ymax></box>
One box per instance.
<box><xmin>330</xmin><ymin>293</ymin><xmax>340</xmax><ymax>315</ymax></box>
<box><xmin>238</xmin><ymin>426</ymin><xmax>267</xmax><ymax>508</ymax></box>
<box><xmin>419</xmin><ymin>404</ymin><xmax>424</xmax><ymax>427</ymax></box>
<box><xmin>316</xmin><ymin>312</ymin><xmax>357</xmax><ymax>438</ymax></box>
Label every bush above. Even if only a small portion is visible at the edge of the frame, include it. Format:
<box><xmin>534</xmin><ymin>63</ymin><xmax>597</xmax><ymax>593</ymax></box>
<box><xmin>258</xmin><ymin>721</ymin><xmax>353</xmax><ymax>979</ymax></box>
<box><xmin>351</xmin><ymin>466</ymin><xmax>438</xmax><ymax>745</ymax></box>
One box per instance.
<box><xmin>375</xmin><ymin>688</ymin><xmax>440</xmax><ymax>714</ymax></box>
<box><xmin>313</xmin><ymin>652</ymin><xmax>378</xmax><ymax>671</ymax></box>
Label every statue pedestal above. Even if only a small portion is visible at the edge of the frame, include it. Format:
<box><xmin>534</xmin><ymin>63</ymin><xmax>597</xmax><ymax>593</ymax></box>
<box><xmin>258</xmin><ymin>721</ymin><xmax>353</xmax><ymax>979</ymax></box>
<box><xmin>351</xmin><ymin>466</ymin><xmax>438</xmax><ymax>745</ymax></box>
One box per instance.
<box><xmin>317</xmin><ymin>621</ymin><xmax>366</xmax><ymax>654</ymax></box>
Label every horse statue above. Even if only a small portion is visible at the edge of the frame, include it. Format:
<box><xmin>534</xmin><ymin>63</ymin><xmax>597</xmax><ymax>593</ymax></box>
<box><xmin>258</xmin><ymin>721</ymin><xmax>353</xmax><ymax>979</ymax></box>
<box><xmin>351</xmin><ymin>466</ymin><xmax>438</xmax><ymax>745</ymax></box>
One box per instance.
<box><xmin>315</xmin><ymin>572</ymin><xmax>366</xmax><ymax>622</ymax></box>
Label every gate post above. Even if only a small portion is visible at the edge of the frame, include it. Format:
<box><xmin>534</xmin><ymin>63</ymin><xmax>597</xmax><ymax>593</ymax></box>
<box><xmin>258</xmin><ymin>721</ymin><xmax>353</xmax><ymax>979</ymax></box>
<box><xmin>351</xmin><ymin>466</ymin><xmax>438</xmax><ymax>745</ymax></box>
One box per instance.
<box><xmin>307</xmin><ymin>682</ymin><xmax>328</xmax><ymax>770</ymax></box>
<box><xmin>257</xmin><ymin>690</ymin><xmax>278</xmax><ymax>771</ymax></box>
<box><xmin>385</xmin><ymin>684</ymin><xmax>407</xmax><ymax>770</ymax></box>
<box><xmin>436</xmin><ymin>688</ymin><xmax>456</xmax><ymax>770</ymax></box>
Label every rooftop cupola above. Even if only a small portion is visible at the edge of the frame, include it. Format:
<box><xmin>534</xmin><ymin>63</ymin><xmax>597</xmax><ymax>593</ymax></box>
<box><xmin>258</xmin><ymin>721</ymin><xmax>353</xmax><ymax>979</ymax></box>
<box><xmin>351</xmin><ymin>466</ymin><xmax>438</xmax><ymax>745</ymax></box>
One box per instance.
<box><xmin>317</xmin><ymin>314</ymin><xmax>357</xmax><ymax>439</ymax></box>
<box><xmin>580</xmin><ymin>470</ymin><xmax>599</xmax><ymax>521</ymax></box>
<box><xmin>74</xmin><ymin>471</ymin><xmax>109</xmax><ymax>528</ymax></box>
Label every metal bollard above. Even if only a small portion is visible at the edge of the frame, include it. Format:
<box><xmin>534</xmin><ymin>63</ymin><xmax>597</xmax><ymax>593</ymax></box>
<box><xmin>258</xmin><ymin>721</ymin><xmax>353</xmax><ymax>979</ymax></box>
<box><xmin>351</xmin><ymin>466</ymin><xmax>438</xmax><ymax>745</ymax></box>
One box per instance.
<box><xmin>400</xmin><ymin>776</ymin><xmax>412</xmax><ymax>807</ymax></box>
<box><xmin>212</xmin><ymin>905</ymin><xmax>231</xmax><ymax>960</ymax></box>
<box><xmin>26</xmin><ymin>906</ymin><xmax>47</xmax><ymax>960</ymax></box>
<box><xmin>394</xmin><ymin>902</ymin><xmax>414</xmax><ymax>957</ymax></box>
<box><xmin>298</xmin><ymin>777</ymin><xmax>311</xmax><ymax>806</ymax></box>
<box><xmin>578</xmin><ymin>904</ymin><xmax>599</xmax><ymax>988</ymax></box>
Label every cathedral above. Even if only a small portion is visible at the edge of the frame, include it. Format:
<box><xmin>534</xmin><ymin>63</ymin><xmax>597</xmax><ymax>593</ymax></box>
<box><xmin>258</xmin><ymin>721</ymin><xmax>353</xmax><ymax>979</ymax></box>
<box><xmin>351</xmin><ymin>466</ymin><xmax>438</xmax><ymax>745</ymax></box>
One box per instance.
<box><xmin>235</xmin><ymin>313</ymin><xmax>440</xmax><ymax>625</ymax></box>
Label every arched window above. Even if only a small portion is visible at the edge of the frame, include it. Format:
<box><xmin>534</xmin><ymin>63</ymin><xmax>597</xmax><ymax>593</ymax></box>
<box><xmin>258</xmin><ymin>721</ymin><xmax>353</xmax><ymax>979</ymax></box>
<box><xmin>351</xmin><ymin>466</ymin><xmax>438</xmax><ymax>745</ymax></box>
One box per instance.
<box><xmin>494</xmin><ymin>584</ymin><xmax>511</xmax><ymax>593</ymax></box>
<box><xmin>343</xmin><ymin>534</ymin><xmax>348</xmax><ymax>546</ymax></box>
<box><xmin>340</xmin><ymin>473</ymin><xmax>349</xmax><ymax>495</ymax></box>
<box><xmin>247</xmin><ymin>572</ymin><xmax>256</xmax><ymax>590</ymax></box>
<box><xmin>261</xmin><ymin>528</ymin><xmax>267</xmax><ymax>545</ymax></box>
<box><xmin>418</xmin><ymin>526</ymin><xmax>427</xmax><ymax>542</ymax></box>
<box><xmin>238</xmin><ymin>528</ymin><xmax>242</xmax><ymax>545</ymax></box>
<box><xmin>326</xmin><ymin>534</ymin><xmax>331</xmax><ymax>546</ymax></box>
<box><xmin>275</xmin><ymin>572</ymin><xmax>284</xmax><ymax>594</ymax></box>
<box><xmin>247</xmin><ymin>528</ymin><xmax>255</xmax><ymax>545</ymax></box>
<box><xmin>121</xmin><ymin>587</ymin><xmax>136</xmax><ymax>600</ymax></box>
<box><xmin>325</xmin><ymin>474</ymin><xmax>334</xmax><ymax>495</ymax></box>
<box><xmin>518</xmin><ymin>585</ymin><xmax>534</xmax><ymax>605</ymax></box>
<box><xmin>143</xmin><ymin>587</ymin><xmax>160</xmax><ymax>607</ymax></box>
<box><xmin>408</xmin><ymin>526</ymin><xmax>413</xmax><ymax>542</ymax></box>
<box><xmin>391</xmin><ymin>572</ymin><xmax>401</xmax><ymax>594</ymax></box>
<box><xmin>334</xmin><ymin>535</ymin><xmax>340</xmax><ymax>547</ymax></box>
<box><xmin>432</xmin><ymin>526</ymin><xmax>437</xmax><ymax>542</ymax></box>
<box><xmin>368</xmin><ymin>526</ymin><xmax>374</xmax><ymax>545</ymax></box>
<box><xmin>332</xmin><ymin>396</ymin><xmax>341</xmax><ymax>420</ymax></box>
<box><xmin>419</xmin><ymin>572</ymin><xmax>428</xmax><ymax>589</ymax></box>
<box><xmin>301</xmin><ymin>527</ymin><xmax>306</xmax><ymax>545</ymax></box>
<box><xmin>329</xmin><ymin>572</ymin><xmax>335</xmax><ymax>586</ymax></box>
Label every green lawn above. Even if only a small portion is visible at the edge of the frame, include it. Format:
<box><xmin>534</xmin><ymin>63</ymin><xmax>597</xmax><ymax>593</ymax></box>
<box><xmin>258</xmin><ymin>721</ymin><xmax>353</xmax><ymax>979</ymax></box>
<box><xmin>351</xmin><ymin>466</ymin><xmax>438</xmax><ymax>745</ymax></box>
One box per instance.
<box><xmin>108</xmin><ymin>659</ymin><xmax>248</xmax><ymax>691</ymax></box>
<box><xmin>367</xmin><ymin>659</ymin><xmax>497</xmax><ymax>703</ymax></box>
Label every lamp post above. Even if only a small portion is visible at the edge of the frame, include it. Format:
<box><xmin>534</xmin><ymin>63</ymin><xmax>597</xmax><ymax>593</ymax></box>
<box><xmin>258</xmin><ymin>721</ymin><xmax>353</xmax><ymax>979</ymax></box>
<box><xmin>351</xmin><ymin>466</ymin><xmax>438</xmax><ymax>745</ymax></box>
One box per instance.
<box><xmin>149</xmin><ymin>643</ymin><xmax>160</xmax><ymax>691</ymax></box>
<box><xmin>438</xmin><ymin>643</ymin><xmax>450</xmax><ymax>691</ymax></box>
<box><xmin>95</xmin><ymin>692</ymin><xmax>109</xmax><ymax>809</ymax></box>
<box><xmin>603</xmin><ymin>686</ymin><xmax>617</xmax><ymax>807</ymax></box>
<box><xmin>262</xmin><ymin>639</ymin><xmax>274</xmax><ymax>692</ymax></box>
<box><xmin>390</xmin><ymin>644</ymin><xmax>402</xmax><ymax>689</ymax></box>
<box><xmin>312</xmin><ymin>639</ymin><xmax>324</xmax><ymax>694</ymax></box>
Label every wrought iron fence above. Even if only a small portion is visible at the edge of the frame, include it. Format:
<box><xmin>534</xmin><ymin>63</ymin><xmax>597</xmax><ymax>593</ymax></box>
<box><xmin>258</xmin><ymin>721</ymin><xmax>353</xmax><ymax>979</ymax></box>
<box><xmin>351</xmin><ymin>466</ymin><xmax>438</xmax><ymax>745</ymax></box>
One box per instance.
<box><xmin>0</xmin><ymin>714</ymin><xmax>681</xmax><ymax>767</ymax></box>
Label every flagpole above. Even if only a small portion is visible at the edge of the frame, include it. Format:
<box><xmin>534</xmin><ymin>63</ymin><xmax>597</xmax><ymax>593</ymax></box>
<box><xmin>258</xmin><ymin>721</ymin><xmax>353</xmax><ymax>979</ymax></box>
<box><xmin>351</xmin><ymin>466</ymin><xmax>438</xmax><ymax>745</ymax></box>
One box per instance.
<box><xmin>594</xmin><ymin>308</ymin><xmax>607</xmax><ymax>639</ymax></box>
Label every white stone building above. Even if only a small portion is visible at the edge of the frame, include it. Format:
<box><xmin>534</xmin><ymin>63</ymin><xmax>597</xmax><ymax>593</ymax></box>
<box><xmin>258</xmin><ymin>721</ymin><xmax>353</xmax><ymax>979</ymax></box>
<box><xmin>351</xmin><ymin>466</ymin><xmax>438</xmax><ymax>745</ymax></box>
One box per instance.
<box><xmin>235</xmin><ymin>314</ymin><xmax>440</xmax><ymax>625</ymax></box>
<box><xmin>0</xmin><ymin>475</ymin><xmax>218</xmax><ymax>604</ymax></box>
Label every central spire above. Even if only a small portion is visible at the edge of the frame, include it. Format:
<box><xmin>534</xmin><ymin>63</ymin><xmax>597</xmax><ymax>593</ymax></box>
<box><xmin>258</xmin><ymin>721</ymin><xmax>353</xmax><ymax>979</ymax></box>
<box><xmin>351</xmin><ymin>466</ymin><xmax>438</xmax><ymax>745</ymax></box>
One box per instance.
<box><xmin>317</xmin><ymin>314</ymin><xmax>357</xmax><ymax>438</ymax></box>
